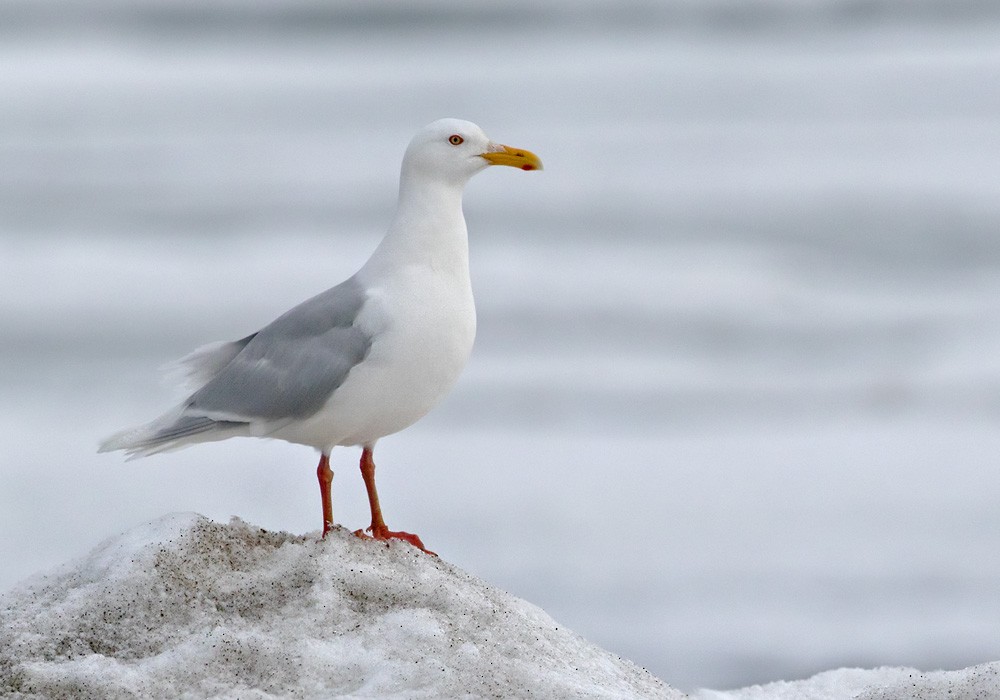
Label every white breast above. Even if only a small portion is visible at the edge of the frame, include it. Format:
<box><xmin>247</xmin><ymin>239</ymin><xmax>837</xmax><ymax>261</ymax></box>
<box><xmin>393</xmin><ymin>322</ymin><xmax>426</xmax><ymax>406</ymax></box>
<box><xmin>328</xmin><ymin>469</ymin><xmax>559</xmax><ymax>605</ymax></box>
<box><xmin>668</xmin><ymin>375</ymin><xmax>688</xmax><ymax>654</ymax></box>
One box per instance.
<box><xmin>274</xmin><ymin>263</ymin><xmax>476</xmax><ymax>451</ymax></box>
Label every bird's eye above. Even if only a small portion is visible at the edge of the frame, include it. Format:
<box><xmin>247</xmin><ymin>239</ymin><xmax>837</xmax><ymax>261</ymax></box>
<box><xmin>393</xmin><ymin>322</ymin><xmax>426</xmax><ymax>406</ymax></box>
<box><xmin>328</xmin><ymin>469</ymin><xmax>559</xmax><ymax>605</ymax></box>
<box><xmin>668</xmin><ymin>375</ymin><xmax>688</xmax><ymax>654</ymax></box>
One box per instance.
<box><xmin>448</xmin><ymin>134</ymin><xmax>464</xmax><ymax>145</ymax></box>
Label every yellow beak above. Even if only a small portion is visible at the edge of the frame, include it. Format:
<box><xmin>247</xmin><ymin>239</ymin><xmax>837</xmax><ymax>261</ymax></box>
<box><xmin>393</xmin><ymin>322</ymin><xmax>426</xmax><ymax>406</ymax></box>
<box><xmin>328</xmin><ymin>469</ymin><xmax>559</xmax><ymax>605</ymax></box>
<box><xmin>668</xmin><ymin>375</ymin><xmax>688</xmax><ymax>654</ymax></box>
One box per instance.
<box><xmin>481</xmin><ymin>144</ymin><xmax>543</xmax><ymax>171</ymax></box>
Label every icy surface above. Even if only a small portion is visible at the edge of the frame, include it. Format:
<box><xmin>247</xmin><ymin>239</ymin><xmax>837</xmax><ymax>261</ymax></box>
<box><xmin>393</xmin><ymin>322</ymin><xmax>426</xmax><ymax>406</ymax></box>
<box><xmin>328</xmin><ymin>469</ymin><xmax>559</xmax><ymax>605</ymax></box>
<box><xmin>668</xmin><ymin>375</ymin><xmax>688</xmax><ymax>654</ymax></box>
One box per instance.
<box><xmin>0</xmin><ymin>514</ymin><xmax>678</xmax><ymax>699</ymax></box>
<box><xmin>697</xmin><ymin>662</ymin><xmax>1000</xmax><ymax>699</ymax></box>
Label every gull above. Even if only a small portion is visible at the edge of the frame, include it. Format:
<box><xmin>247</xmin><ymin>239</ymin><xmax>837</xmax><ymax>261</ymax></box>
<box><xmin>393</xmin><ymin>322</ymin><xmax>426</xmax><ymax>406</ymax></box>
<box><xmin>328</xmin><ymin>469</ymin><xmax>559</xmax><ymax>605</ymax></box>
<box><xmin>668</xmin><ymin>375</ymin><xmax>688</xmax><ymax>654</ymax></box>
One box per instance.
<box><xmin>100</xmin><ymin>118</ymin><xmax>542</xmax><ymax>554</ymax></box>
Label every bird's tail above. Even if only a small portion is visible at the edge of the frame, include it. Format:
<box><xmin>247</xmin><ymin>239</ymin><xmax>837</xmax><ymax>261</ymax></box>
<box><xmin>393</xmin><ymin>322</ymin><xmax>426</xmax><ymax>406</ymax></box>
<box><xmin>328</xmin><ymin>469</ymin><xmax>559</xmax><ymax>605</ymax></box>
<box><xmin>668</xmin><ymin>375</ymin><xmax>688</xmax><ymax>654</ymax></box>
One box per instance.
<box><xmin>99</xmin><ymin>408</ymin><xmax>249</xmax><ymax>459</ymax></box>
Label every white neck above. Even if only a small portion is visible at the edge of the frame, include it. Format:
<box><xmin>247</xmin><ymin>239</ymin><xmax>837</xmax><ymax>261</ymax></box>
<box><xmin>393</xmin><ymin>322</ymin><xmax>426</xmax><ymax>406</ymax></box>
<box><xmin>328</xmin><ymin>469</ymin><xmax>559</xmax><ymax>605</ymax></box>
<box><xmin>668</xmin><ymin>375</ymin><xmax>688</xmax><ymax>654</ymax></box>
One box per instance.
<box><xmin>362</xmin><ymin>174</ymin><xmax>471</xmax><ymax>281</ymax></box>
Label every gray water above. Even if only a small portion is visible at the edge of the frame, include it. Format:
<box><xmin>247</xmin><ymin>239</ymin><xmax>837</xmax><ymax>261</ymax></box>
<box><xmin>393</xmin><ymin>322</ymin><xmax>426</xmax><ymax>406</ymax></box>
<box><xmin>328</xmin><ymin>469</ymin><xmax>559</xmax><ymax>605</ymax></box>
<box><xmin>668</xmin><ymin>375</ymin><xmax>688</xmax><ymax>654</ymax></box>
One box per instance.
<box><xmin>3</xmin><ymin>1</ymin><xmax>1000</xmax><ymax>691</ymax></box>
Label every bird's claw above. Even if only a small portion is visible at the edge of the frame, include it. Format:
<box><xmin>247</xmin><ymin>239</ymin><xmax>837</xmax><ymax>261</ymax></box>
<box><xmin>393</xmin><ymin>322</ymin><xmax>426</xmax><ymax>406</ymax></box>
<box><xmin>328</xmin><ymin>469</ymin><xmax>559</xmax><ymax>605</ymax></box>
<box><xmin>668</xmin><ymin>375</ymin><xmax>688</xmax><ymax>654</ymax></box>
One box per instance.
<box><xmin>353</xmin><ymin>526</ymin><xmax>437</xmax><ymax>556</ymax></box>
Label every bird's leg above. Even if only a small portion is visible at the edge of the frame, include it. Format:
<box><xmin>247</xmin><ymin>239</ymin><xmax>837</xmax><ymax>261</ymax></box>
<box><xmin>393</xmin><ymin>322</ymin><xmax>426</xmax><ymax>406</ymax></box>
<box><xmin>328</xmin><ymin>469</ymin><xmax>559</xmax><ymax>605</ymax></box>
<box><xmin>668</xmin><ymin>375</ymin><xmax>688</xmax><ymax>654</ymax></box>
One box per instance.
<box><xmin>316</xmin><ymin>453</ymin><xmax>334</xmax><ymax>538</ymax></box>
<box><xmin>353</xmin><ymin>446</ymin><xmax>436</xmax><ymax>555</ymax></box>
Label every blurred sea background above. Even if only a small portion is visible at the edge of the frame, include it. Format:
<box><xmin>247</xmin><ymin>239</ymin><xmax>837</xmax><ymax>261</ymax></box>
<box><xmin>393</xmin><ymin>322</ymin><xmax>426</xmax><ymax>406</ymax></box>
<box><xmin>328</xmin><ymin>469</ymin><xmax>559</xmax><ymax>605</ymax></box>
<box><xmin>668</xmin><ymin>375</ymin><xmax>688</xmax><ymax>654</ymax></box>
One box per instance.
<box><xmin>3</xmin><ymin>0</ymin><xmax>1000</xmax><ymax>691</ymax></box>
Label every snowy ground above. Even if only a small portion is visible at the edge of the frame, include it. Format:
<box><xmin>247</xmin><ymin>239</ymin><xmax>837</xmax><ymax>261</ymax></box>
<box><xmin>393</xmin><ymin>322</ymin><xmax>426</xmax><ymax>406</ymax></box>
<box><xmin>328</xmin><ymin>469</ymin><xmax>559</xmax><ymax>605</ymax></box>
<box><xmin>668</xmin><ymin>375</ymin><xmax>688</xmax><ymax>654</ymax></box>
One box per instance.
<box><xmin>1</xmin><ymin>516</ymin><xmax>997</xmax><ymax>699</ymax></box>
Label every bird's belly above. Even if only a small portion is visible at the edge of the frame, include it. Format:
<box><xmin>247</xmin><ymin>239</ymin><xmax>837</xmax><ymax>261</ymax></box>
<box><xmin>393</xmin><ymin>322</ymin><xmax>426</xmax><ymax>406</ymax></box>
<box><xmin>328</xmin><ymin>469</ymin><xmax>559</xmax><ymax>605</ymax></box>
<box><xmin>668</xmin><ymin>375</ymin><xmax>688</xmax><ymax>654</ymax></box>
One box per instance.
<box><xmin>275</xmin><ymin>276</ymin><xmax>476</xmax><ymax>450</ymax></box>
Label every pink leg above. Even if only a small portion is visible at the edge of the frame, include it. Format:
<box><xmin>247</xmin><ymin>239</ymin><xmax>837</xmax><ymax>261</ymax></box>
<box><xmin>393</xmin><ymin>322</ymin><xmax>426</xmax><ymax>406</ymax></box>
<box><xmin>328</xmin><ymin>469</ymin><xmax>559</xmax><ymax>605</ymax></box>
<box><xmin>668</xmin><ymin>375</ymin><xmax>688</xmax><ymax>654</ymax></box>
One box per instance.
<box><xmin>353</xmin><ymin>446</ymin><xmax>435</xmax><ymax>555</ymax></box>
<box><xmin>316</xmin><ymin>453</ymin><xmax>334</xmax><ymax>538</ymax></box>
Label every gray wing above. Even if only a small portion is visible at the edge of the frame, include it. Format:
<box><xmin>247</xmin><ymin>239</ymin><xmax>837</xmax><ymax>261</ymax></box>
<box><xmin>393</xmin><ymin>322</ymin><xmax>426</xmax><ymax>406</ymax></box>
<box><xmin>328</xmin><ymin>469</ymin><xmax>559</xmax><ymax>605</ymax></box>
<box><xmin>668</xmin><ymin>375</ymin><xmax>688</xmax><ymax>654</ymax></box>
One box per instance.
<box><xmin>164</xmin><ymin>334</ymin><xmax>257</xmax><ymax>393</ymax></box>
<box><xmin>185</xmin><ymin>276</ymin><xmax>372</xmax><ymax>421</ymax></box>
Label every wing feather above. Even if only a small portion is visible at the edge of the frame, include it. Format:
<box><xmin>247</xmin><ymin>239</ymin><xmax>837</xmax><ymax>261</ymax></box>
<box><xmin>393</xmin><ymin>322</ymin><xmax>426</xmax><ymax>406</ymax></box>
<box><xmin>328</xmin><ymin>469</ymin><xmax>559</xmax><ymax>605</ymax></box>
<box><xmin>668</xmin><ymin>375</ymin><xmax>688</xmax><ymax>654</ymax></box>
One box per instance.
<box><xmin>186</xmin><ymin>277</ymin><xmax>372</xmax><ymax>421</ymax></box>
<box><xmin>162</xmin><ymin>334</ymin><xmax>257</xmax><ymax>393</ymax></box>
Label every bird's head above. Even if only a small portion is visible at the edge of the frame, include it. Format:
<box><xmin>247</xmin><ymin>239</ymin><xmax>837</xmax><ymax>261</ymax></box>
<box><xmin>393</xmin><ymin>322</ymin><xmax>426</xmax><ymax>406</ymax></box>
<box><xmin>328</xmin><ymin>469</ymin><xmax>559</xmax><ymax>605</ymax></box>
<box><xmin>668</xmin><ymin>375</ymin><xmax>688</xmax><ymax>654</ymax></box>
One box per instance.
<box><xmin>401</xmin><ymin>118</ymin><xmax>543</xmax><ymax>186</ymax></box>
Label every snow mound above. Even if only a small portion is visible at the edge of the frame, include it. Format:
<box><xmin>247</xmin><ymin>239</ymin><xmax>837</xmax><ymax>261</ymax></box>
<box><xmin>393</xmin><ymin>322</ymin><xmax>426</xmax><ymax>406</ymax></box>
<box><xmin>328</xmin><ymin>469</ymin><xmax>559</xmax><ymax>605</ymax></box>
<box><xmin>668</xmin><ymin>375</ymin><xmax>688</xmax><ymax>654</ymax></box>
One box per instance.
<box><xmin>697</xmin><ymin>661</ymin><xmax>1000</xmax><ymax>700</ymax></box>
<box><xmin>856</xmin><ymin>663</ymin><xmax>1000</xmax><ymax>700</ymax></box>
<box><xmin>0</xmin><ymin>514</ymin><xmax>679</xmax><ymax>699</ymax></box>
